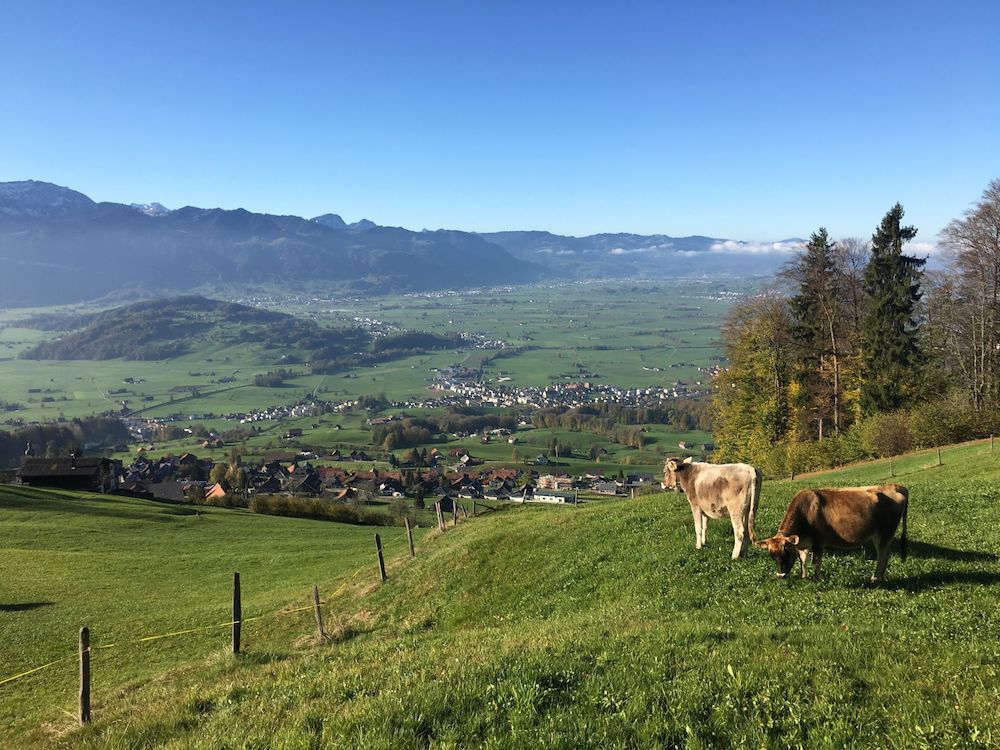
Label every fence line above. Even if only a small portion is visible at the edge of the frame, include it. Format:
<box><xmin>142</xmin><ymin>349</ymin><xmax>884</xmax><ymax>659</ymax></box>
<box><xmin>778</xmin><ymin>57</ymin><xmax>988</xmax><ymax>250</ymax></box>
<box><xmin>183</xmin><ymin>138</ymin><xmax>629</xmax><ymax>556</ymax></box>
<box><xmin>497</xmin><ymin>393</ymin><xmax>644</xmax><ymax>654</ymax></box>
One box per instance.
<box><xmin>788</xmin><ymin>436</ymin><xmax>997</xmax><ymax>482</ymax></box>
<box><xmin>0</xmin><ymin>525</ymin><xmax>421</xmax><ymax>693</ymax></box>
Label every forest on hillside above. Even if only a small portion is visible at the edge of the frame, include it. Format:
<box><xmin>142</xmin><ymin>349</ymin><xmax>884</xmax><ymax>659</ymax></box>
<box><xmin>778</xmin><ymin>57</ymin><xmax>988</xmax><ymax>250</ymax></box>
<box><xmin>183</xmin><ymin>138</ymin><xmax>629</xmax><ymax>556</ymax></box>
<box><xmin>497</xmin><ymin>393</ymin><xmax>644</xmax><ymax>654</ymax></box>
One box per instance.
<box><xmin>713</xmin><ymin>179</ymin><xmax>1000</xmax><ymax>476</ymax></box>
<box><xmin>19</xmin><ymin>295</ymin><xmax>462</xmax><ymax>373</ymax></box>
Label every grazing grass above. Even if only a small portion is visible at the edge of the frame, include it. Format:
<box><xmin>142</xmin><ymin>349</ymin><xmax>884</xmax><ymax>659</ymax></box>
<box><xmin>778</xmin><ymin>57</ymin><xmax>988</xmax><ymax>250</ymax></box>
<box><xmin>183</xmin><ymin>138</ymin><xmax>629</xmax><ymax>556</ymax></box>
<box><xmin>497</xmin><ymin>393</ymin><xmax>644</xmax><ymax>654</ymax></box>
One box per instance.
<box><xmin>0</xmin><ymin>487</ymin><xmax>424</xmax><ymax>741</ymax></box>
<box><xmin>3</xmin><ymin>440</ymin><xmax>999</xmax><ymax>748</ymax></box>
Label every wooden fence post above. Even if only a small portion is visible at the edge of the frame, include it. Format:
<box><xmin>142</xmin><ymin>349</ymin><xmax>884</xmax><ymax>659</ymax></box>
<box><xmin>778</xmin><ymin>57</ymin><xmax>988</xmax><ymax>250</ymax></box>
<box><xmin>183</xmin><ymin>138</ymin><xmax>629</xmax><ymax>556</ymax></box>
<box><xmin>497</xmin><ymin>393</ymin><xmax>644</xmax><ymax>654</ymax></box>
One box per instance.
<box><xmin>453</xmin><ymin>502</ymin><xmax>458</xmax><ymax>527</ymax></box>
<box><xmin>937</xmin><ymin>447</ymin><xmax>942</xmax><ymax>466</ymax></box>
<box><xmin>79</xmin><ymin>626</ymin><xmax>91</xmax><ymax>725</ymax></box>
<box><xmin>405</xmin><ymin>517</ymin><xmax>415</xmax><ymax>558</ymax></box>
<box><xmin>889</xmin><ymin>457</ymin><xmax>894</xmax><ymax>477</ymax></box>
<box><xmin>435</xmin><ymin>501</ymin><xmax>444</xmax><ymax>531</ymax></box>
<box><xmin>312</xmin><ymin>584</ymin><xmax>325</xmax><ymax>640</ymax></box>
<box><xmin>992</xmin><ymin>435</ymin><xmax>995</xmax><ymax>454</ymax></box>
<box><xmin>375</xmin><ymin>533</ymin><xmax>386</xmax><ymax>582</ymax></box>
<box><xmin>232</xmin><ymin>572</ymin><xmax>241</xmax><ymax>655</ymax></box>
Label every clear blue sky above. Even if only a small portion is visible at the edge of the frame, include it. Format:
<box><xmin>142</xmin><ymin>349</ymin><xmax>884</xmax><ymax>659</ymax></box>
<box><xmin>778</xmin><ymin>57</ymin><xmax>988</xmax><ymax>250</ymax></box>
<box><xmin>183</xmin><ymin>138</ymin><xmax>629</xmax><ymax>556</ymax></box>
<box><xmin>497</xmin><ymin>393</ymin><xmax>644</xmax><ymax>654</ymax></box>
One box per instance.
<box><xmin>1</xmin><ymin>1</ymin><xmax>997</xmax><ymax>241</ymax></box>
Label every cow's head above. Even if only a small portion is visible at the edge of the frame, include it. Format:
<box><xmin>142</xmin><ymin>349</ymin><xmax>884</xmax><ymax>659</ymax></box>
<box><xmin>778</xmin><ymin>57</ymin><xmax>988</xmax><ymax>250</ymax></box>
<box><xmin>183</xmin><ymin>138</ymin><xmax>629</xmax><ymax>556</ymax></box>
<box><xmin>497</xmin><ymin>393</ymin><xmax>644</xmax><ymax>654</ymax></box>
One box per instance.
<box><xmin>662</xmin><ymin>457</ymin><xmax>691</xmax><ymax>490</ymax></box>
<box><xmin>755</xmin><ymin>533</ymin><xmax>800</xmax><ymax>578</ymax></box>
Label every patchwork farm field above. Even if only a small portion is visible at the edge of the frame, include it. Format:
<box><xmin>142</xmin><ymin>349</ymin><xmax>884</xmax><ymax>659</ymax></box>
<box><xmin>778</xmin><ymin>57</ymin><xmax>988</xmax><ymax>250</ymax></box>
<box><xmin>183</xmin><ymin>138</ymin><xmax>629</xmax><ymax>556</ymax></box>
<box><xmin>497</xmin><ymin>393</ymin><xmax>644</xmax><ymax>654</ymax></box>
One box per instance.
<box><xmin>337</xmin><ymin>281</ymin><xmax>737</xmax><ymax>390</ymax></box>
<box><xmin>3</xmin><ymin>440</ymin><xmax>1000</xmax><ymax>748</ymax></box>
<box><xmin>0</xmin><ymin>281</ymin><xmax>741</xmax><ymax>425</ymax></box>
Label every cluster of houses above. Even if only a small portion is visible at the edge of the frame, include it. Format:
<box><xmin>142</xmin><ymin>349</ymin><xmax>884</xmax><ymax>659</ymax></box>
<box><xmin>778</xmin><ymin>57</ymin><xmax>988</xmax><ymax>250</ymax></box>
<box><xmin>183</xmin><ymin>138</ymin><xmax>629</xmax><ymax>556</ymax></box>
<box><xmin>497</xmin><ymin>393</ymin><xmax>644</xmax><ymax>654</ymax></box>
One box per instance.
<box><xmin>17</xmin><ymin>448</ymin><xmax>660</xmax><ymax>508</ymax></box>
<box><xmin>431</xmin><ymin>377</ymin><xmax>708</xmax><ymax>409</ymax></box>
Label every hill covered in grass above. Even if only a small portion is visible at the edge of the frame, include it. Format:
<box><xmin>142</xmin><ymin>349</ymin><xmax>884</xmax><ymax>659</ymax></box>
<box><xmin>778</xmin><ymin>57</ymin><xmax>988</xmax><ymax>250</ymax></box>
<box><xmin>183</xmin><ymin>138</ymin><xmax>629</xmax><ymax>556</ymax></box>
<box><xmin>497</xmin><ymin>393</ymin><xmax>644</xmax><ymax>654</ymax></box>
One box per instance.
<box><xmin>0</xmin><ymin>485</ymin><xmax>423</xmax><ymax>742</ymax></box>
<box><xmin>19</xmin><ymin>296</ymin><xmax>356</xmax><ymax>362</ymax></box>
<box><xmin>18</xmin><ymin>296</ymin><xmax>461</xmax><ymax>373</ymax></box>
<box><xmin>6</xmin><ymin>441</ymin><xmax>1000</xmax><ymax>748</ymax></box>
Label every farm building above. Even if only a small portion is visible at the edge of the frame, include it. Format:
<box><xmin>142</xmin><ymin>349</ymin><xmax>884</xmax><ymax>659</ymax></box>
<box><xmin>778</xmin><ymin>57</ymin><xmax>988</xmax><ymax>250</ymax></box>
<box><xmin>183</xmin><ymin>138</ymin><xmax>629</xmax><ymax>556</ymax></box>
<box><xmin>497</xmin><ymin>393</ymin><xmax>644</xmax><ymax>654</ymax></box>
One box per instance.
<box><xmin>594</xmin><ymin>480</ymin><xmax>622</xmax><ymax>495</ymax></box>
<box><xmin>18</xmin><ymin>456</ymin><xmax>122</xmax><ymax>492</ymax></box>
<box><xmin>204</xmin><ymin>482</ymin><xmax>228</xmax><ymax>501</ymax></box>
<box><xmin>531</xmin><ymin>490</ymin><xmax>577</xmax><ymax>504</ymax></box>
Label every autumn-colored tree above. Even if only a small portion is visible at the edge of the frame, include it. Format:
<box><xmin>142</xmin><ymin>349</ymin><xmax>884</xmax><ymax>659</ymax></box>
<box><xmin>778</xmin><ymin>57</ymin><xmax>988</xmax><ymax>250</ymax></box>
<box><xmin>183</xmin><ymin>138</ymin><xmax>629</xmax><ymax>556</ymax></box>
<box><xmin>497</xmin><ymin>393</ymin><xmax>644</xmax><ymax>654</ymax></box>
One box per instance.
<box><xmin>712</xmin><ymin>293</ymin><xmax>796</xmax><ymax>465</ymax></box>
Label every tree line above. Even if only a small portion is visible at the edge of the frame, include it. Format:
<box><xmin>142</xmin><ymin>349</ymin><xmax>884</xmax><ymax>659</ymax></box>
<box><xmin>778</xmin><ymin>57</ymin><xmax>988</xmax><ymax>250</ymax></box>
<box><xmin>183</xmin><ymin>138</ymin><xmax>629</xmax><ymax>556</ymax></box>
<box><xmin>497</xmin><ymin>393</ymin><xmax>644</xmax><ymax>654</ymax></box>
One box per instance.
<box><xmin>371</xmin><ymin>408</ymin><xmax>520</xmax><ymax>450</ymax></box>
<box><xmin>529</xmin><ymin>400</ymin><xmax>710</xmax><ymax>449</ymax></box>
<box><xmin>713</xmin><ymin>180</ymin><xmax>1000</xmax><ymax>476</ymax></box>
<box><xmin>0</xmin><ymin>417</ymin><xmax>130</xmax><ymax>470</ymax></box>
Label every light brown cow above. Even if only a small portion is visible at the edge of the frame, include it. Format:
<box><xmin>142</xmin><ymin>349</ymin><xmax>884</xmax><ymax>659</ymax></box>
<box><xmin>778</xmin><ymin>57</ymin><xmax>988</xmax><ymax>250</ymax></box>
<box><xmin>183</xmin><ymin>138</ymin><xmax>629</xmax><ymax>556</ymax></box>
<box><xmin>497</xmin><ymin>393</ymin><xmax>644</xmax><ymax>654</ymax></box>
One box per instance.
<box><xmin>663</xmin><ymin>458</ymin><xmax>762</xmax><ymax>559</ymax></box>
<box><xmin>755</xmin><ymin>484</ymin><xmax>909</xmax><ymax>581</ymax></box>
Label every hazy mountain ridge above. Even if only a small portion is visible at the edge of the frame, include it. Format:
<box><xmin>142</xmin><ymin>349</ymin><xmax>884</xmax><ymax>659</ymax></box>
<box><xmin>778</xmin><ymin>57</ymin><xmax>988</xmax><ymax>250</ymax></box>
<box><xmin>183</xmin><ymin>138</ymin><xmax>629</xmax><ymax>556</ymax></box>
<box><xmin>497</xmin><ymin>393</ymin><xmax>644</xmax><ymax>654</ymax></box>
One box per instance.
<box><xmin>479</xmin><ymin>230</ymin><xmax>801</xmax><ymax>277</ymax></box>
<box><xmin>0</xmin><ymin>181</ymin><xmax>542</xmax><ymax>305</ymax></box>
<box><xmin>0</xmin><ymin>180</ymin><xmax>799</xmax><ymax>306</ymax></box>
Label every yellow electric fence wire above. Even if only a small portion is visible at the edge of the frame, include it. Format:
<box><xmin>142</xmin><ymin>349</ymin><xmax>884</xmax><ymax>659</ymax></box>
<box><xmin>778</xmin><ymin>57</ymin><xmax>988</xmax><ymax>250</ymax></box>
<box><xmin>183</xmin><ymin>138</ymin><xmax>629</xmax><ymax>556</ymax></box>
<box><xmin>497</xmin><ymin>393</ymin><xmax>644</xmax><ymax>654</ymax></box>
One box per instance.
<box><xmin>0</xmin><ymin>529</ymin><xmax>416</xmax><ymax>688</ymax></box>
<box><xmin>0</xmin><ymin>655</ymin><xmax>75</xmax><ymax>688</ymax></box>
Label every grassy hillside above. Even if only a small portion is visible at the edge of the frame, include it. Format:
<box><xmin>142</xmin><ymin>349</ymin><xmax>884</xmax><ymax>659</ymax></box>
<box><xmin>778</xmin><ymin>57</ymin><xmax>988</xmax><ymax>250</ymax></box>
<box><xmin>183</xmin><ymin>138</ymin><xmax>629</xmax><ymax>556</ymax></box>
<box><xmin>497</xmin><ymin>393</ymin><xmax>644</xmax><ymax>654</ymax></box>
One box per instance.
<box><xmin>5</xmin><ymin>441</ymin><xmax>1000</xmax><ymax>748</ymax></box>
<box><xmin>0</xmin><ymin>487</ymin><xmax>422</xmax><ymax>741</ymax></box>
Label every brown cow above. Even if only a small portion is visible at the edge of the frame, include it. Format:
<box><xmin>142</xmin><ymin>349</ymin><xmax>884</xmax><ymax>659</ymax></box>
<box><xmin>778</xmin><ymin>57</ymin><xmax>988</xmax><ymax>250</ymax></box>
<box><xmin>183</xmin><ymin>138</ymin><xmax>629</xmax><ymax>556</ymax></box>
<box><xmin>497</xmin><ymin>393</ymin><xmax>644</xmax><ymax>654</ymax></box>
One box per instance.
<box><xmin>756</xmin><ymin>484</ymin><xmax>909</xmax><ymax>581</ymax></box>
<box><xmin>663</xmin><ymin>458</ymin><xmax>762</xmax><ymax>559</ymax></box>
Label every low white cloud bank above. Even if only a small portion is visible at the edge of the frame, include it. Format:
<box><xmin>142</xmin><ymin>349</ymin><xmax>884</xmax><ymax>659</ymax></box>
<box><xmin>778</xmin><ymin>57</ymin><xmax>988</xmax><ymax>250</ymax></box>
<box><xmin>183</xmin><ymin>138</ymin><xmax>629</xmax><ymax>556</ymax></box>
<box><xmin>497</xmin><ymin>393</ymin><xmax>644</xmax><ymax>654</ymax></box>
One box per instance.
<box><xmin>709</xmin><ymin>239</ymin><xmax>804</xmax><ymax>255</ymax></box>
<box><xmin>609</xmin><ymin>243</ymin><xmax>672</xmax><ymax>255</ymax></box>
<box><xmin>537</xmin><ymin>247</ymin><xmax>576</xmax><ymax>255</ymax></box>
<box><xmin>903</xmin><ymin>241</ymin><xmax>940</xmax><ymax>256</ymax></box>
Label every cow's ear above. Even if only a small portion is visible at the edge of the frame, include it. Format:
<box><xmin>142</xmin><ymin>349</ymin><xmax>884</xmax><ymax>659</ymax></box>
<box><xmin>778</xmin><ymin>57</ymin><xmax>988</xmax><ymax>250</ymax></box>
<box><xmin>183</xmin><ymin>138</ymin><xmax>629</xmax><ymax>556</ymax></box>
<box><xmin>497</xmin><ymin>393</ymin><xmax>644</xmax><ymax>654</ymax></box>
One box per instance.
<box><xmin>754</xmin><ymin>539</ymin><xmax>770</xmax><ymax>548</ymax></box>
<box><xmin>785</xmin><ymin>535</ymin><xmax>800</xmax><ymax>546</ymax></box>
<box><xmin>665</xmin><ymin>459</ymin><xmax>677</xmax><ymax>471</ymax></box>
<box><xmin>683</xmin><ymin>456</ymin><xmax>694</xmax><ymax>463</ymax></box>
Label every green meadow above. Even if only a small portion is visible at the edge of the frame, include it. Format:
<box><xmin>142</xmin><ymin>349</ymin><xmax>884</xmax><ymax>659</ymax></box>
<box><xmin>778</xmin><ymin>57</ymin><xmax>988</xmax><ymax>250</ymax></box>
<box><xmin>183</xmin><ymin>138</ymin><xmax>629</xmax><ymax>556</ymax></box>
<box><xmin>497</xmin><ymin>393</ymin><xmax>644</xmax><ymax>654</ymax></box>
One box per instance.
<box><xmin>0</xmin><ymin>486</ymin><xmax>424</xmax><ymax>742</ymax></box>
<box><xmin>0</xmin><ymin>281</ymin><xmax>739</xmax><ymax>426</ymax></box>
<box><xmin>2</xmin><ymin>439</ymin><xmax>999</xmax><ymax>748</ymax></box>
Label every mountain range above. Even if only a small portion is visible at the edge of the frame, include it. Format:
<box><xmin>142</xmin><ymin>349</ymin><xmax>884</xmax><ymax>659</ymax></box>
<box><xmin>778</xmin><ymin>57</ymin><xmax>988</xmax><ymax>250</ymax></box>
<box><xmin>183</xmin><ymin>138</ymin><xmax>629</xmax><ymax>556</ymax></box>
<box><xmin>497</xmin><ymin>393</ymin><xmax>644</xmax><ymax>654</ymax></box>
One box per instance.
<box><xmin>0</xmin><ymin>180</ymin><xmax>798</xmax><ymax>305</ymax></box>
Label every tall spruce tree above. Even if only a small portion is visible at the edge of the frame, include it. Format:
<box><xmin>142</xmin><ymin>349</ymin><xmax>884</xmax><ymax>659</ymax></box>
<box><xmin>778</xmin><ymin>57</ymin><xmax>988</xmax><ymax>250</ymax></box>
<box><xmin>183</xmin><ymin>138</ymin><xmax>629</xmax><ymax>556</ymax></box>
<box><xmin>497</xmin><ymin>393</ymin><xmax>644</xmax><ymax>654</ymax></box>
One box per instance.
<box><xmin>860</xmin><ymin>203</ymin><xmax>925</xmax><ymax>415</ymax></box>
<box><xmin>784</xmin><ymin>228</ymin><xmax>845</xmax><ymax>438</ymax></box>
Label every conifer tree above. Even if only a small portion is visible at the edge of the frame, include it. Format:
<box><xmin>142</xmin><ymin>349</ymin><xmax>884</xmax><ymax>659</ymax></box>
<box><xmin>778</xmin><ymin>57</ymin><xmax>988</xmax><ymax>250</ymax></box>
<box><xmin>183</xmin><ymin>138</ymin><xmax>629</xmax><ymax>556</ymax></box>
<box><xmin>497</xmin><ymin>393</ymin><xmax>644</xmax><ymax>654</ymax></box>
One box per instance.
<box><xmin>784</xmin><ymin>228</ymin><xmax>843</xmax><ymax>437</ymax></box>
<box><xmin>860</xmin><ymin>203</ymin><xmax>925</xmax><ymax>414</ymax></box>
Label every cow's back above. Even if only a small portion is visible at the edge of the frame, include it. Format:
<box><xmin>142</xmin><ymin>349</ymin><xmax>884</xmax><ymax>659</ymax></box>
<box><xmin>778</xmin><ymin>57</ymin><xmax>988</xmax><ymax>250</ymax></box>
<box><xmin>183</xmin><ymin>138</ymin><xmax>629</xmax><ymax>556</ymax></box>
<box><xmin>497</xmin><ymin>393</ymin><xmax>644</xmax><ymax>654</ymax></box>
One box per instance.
<box><xmin>787</xmin><ymin>486</ymin><xmax>906</xmax><ymax>548</ymax></box>
<box><xmin>690</xmin><ymin>462</ymin><xmax>755</xmax><ymax>516</ymax></box>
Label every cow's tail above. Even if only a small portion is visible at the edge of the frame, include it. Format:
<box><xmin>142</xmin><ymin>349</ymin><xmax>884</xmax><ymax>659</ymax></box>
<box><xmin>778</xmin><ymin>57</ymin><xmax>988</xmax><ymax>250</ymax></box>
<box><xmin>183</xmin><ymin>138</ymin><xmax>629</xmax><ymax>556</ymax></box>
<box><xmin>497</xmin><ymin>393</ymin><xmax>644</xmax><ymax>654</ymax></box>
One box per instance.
<box><xmin>899</xmin><ymin>493</ymin><xmax>909</xmax><ymax>563</ymax></box>
<box><xmin>747</xmin><ymin>467</ymin><xmax>762</xmax><ymax>543</ymax></box>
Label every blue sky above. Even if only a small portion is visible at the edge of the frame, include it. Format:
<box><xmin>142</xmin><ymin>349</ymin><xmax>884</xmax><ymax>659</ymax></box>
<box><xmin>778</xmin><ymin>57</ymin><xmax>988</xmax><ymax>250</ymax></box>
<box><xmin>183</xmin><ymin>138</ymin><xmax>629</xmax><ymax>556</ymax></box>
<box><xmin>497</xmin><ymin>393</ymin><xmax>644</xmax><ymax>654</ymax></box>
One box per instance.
<box><xmin>1</xmin><ymin>1</ymin><xmax>997</xmax><ymax>242</ymax></box>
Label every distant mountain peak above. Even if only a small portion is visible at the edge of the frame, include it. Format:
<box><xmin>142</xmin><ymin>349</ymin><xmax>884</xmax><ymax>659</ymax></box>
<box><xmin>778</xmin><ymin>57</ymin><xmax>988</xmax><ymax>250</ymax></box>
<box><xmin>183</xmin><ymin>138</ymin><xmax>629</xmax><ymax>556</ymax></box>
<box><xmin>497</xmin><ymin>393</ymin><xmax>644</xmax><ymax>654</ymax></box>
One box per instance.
<box><xmin>311</xmin><ymin>214</ymin><xmax>378</xmax><ymax>231</ymax></box>
<box><xmin>311</xmin><ymin>213</ymin><xmax>347</xmax><ymax>229</ymax></box>
<box><xmin>129</xmin><ymin>202</ymin><xmax>171</xmax><ymax>217</ymax></box>
<box><xmin>0</xmin><ymin>180</ymin><xmax>94</xmax><ymax>218</ymax></box>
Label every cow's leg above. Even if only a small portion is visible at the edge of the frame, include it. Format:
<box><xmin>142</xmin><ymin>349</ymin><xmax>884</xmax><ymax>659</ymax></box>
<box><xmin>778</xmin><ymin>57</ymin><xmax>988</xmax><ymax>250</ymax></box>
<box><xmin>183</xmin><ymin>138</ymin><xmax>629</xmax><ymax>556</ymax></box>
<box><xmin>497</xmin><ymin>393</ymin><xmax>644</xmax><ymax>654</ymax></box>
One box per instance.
<box><xmin>798</xmin><ymin>548</ymin><xmax>809</xmax><ymax>578</ymax></box>
<box><xmin>729</xmin><ymin>514</ymin><xmax>745</xmax><ymax>559</ymax></box>
<box><xmin>701</xmin><ymin>513</ymin><xmax>709</xmax><ymax>547</ymax></box>
<box><xmin>690</xmin><ymin>506</ymin><xmax>704</xmax><ymax>549</ymax></box>
<box><xmin>872</xmin><ymin>536</ymin><xmax>892</xmax><ymax>582</ymax></box>
<box><xmin>811</xmin><ymin>547</ymin><xmax>823</xmax><ymax>579</ymax></box>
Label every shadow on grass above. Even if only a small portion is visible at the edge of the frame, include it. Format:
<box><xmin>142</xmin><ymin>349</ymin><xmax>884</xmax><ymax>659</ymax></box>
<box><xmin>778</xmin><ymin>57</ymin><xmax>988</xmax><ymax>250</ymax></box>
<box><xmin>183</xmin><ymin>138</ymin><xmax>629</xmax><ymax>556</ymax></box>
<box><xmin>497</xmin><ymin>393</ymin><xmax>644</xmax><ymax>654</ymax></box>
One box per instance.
<box><xmin>0</xmin><ymin>602</ymin><xmax>53</xmax><ymax>612</ymax></box>
<box><xmin>905</xmin><ymin>540</ymin><xmax>1000</xmax><ymax>563</ymax></box>
<box><xmin>880</xmin><ymin>570</ymin><xmax>1000</xmax><ymax>592</ymax></box>
<box><xmin>822</xmin><ymin>540</ymin><xmax>999</xmax><ymax>564</ymax></box>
